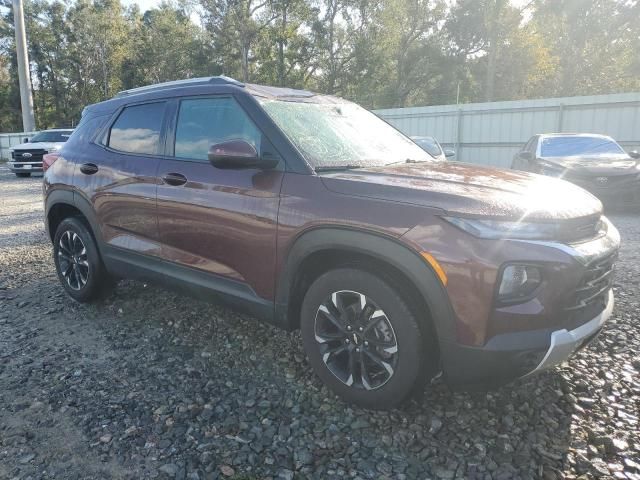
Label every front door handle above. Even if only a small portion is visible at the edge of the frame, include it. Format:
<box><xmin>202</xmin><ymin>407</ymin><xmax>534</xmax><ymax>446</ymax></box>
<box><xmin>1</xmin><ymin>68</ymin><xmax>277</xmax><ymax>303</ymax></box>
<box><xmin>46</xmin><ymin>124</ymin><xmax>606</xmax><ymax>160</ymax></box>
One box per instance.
<box><xmin>80</xmin><ymin>163</ymin><xmax>98</xmax><ymax>175</ymax></box>
<box><xmin>162</xmin><ymin>172</ymin><xmax>188</xmax><ymax>186</ymax></box>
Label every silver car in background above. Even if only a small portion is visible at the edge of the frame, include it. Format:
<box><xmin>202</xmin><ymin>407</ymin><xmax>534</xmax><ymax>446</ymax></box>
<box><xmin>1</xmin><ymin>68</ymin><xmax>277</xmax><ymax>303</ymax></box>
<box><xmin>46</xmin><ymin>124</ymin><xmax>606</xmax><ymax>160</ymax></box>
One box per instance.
<box><xmin>411</xmin><ymin>136</ymin><xmax>456</xmax><ymax>161</ymax></box>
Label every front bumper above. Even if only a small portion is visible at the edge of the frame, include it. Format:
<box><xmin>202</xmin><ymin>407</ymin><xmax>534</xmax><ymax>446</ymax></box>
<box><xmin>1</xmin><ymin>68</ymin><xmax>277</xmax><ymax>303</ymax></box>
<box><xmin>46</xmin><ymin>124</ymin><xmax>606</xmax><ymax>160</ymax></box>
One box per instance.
<box><xmin>526</xmin><ymin>289</ymin><xmax>613</xmax><ymax>374</ymax></box>
<box><xmin>571</xmin><ymin>179</ymin><xmax>640</xmax><ymax>206</ymax></box>
<box><xmin>442</xmin><ymin>289</ymin><xmax>613</xmax><ymax>388</ymax></box>
<box><xmin>7</xmin><ymin>161</ymin><xmax>43</xmax><ymax>173</ymax></box>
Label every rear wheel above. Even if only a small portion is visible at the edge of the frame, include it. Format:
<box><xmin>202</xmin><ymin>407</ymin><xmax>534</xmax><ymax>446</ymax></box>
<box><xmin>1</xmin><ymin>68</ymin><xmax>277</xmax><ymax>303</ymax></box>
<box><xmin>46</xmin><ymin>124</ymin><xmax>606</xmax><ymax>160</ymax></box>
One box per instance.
<box><xmin>15</xmin><ymin>172</ymin><xmax>31</xmax><ymax>178</ymax></box>
<box><xmin>300</xmin><ymin>268</ymin><xmax>433</xmax><ymax>409</ymax></box>
<box><xmin>53</xmin><ymin>217</ymin><xmax>112</xmax><ymax>302</ymax></box>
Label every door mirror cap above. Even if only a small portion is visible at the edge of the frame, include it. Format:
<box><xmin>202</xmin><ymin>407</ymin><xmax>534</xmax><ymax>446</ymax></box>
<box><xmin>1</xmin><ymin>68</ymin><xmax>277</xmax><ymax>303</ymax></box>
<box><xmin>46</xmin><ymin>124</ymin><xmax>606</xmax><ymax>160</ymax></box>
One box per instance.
<box><xmin>443</xmin><ymin>148</ymin><xmax>456</xmax><ymax>158</ymax></box>
<box><xmin>520</xmin><ymin>151</ymin><xmax>534</xmax><ymax>161</ymax></box>
<box><xmin>208</xmin><ymin>140</ymin><xmax>278</xmax><ymax>169</ymax></box>
<box><xmin>628</xmin><ymin>150</ymin><xmax>640</xmax><ymax>159</ymax></box>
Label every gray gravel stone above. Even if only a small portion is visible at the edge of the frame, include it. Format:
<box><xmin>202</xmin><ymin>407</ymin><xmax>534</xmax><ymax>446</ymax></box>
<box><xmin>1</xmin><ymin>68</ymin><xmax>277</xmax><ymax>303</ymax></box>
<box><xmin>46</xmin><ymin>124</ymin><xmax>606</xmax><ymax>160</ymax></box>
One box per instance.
<box><xmin>159</xmin><ymin>464</ymin><xmax>179</xmax><ymax>477</ymax></box>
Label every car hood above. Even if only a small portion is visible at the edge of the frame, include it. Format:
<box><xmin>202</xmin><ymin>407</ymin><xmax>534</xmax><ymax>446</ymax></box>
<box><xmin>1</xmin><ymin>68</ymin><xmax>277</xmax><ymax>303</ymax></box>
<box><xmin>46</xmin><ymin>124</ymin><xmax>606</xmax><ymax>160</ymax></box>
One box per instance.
<box><xmin>10</xmin><ymin>142</ymin><xmax>63</xmax><ymax>151</ymax></box>
<box><xmin>319</xmin><ymin>161</ymin><xmax>602</xmax><ymax>221</ymax></box>
<box><xmin>542</xmin><ymin>154</ymin><xmax>638</xmax><ymax>175</ymax></box>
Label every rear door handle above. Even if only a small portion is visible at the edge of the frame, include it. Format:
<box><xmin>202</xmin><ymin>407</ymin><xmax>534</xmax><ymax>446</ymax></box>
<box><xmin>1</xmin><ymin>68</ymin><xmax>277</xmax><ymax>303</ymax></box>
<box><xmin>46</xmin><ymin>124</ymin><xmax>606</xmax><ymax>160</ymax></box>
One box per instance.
<box><xmin>80</xmin><ymin>163</ymin><xmax>98</xmax><ymax>175</ymax></box>
<box><xmin>162</xmin><ymin>172</ymin><xmax>188</xmax><ymax>186</ymax></box>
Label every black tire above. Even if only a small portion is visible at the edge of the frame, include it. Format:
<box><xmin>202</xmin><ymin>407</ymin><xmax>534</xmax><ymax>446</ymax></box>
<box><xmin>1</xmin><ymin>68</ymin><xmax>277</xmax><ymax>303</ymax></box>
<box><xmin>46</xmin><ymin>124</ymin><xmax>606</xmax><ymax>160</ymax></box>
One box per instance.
<box><xmin>53</xmin><ymin>217</ymin><xmax>112</xmax><ymax>302</ymax></box>
<box><xmin>15</xmin><ymin>172</ymin><xmax>31</xmax><ymax>177</ymax></box>
<box><xmin>300</xmin><ymin>267</ymin><xmax>433</xmax><ymax>409</ymax></box>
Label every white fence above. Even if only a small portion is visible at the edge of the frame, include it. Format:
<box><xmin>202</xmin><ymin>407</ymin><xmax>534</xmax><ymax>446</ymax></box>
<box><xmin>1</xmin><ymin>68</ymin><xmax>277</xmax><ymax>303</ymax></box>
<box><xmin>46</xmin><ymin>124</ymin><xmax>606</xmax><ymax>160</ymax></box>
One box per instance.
<box><xmin>375</xmin><ymin>92</ymin><xmax>640</xmax><ymax>169</ymax></box>
<box><xmin>0</xmin><ymin>132</ymin><xmax>37</xmax><ymax>161</ymax></box>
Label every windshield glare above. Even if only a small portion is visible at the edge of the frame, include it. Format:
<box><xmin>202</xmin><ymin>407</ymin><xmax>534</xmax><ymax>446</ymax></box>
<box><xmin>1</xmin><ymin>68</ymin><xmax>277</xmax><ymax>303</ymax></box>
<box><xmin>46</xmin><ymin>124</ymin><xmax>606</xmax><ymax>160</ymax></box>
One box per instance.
<box><xmin>259</xmin><ymin>99</ymin><xmax>432</xmax><ymax>168</ymax></box>
<box><xmin>30</xmin><ymin>131</ymin><xmax>72</xmax><ymax>143</ymax></box>
<box><xmin>541</xmin><ymin>136</ymin><xmax>624</xmax><ymax>157</ymax></box>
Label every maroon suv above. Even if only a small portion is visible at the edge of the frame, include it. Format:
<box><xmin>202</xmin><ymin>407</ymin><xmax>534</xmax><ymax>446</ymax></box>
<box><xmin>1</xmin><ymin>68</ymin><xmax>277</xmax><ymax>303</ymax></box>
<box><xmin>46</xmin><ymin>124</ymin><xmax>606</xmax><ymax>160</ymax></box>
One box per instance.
<box><xmin>44</xmin><ymin>77</ymin><xmax>620</xmax><ymax>409</ymax></box>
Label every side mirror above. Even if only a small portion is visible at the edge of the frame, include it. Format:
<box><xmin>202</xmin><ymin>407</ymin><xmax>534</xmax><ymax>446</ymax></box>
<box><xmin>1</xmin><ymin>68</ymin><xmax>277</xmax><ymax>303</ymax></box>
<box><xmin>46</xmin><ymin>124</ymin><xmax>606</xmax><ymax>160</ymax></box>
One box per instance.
<box><xmin>443</xmin><ymin>149</ymin><xmax>455</xmax><ymax>158</ymax></box>
<box><xmin>520</xmin><ymin>151</ymin><xmax>534</xmax><ymax>161</ymax></box>
<box><xmin>208</xmin><ymin>140</ymin><xmax>278</xmax><ymax>169</ymax></box>
<box><xmin>628</xmin><ymin>150</ymin><xmax>640</xmax><ymax>159</ymax></box>
<box><xmin>23</xmin><ymin>138</ymin><xmax>29</xmax><ymax>143</ymax></box>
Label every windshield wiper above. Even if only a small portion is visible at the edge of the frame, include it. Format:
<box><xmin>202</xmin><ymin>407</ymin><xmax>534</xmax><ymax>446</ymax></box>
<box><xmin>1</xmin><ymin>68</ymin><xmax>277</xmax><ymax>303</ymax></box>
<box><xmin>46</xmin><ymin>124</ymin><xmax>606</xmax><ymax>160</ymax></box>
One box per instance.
<box><xmin>384</xmin><ymin>158</ymin><xmax>431</xmax><ymax>166</ymax></box>
<box><xmin>314</xmin><ymin>165</ymin><xmax>364</xmax><ymax>172</ymax></box>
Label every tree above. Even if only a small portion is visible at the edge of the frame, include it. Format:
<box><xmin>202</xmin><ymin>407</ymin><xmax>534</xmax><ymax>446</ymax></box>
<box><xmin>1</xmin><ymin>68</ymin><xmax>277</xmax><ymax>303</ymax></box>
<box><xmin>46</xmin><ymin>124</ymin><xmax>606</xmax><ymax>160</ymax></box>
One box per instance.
<box><xmin>368</xmin><ymin>0</ymin><xmax>445</xmax><ymax>107</ymax></box>
<box><xmin>530</xmin><ymin>0</ymin><xmax>640</xmax><ymax>96</ymax></box>
<box><xmin>199</xmin><ymin>0</ymin><xmax>278</xmax><ymax>82</ymax></box>
<box><xmin>0</xmin><ymin>0</ymin><xmax>637</xmax><ymax>133</ymax></box>
<box><xmin>126</xmin><ymin>4</ymin><xmax>210</xmax><ymax>87</ymax></box>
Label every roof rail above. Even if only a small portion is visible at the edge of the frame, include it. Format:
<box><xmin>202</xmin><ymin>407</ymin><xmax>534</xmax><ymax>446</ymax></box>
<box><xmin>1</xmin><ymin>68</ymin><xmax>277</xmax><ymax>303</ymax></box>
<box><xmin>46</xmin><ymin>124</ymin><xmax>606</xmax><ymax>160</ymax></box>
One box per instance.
<box><xmin>115</xmin><ymin>76</ymin><xmax>244</xmax><ymax>98</ymax></box>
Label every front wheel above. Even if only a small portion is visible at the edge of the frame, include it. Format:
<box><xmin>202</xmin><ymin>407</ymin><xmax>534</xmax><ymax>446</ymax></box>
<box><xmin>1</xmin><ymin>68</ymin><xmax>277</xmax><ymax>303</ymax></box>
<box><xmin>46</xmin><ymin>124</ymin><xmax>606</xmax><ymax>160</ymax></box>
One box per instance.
<box><xmin>300</xmin><ymin>268</ymin><xmax>434</xmax><ymax>409</ymax></box>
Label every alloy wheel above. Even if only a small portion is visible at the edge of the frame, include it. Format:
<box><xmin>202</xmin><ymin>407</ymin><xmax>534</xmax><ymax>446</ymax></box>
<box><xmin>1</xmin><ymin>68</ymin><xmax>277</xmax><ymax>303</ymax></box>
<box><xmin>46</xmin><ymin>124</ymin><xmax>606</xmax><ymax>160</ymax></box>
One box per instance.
<box><xmin>57</xmin><ymin>230</ymin><xmax>90</xmax><ymax>290</ymax></box>
<box><xmin>314</xmin><ymin>290</ymin><xmax>399</xmax><ymax>390</ymax></box>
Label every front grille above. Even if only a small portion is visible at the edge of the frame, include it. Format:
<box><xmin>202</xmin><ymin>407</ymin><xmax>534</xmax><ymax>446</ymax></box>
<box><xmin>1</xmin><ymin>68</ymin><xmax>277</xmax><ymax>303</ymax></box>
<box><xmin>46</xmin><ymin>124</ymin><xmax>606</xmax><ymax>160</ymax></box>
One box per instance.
<box><xmin>12</xmin><ymin>149</ymin><xmax>46</xmax><ymax>163</ymax></box>
<box><xmin>565</xmin><ymin>251</ymin><xmax>616</xmax><ymax>326</ymax></box>
<box><xmin>568</xmin><ymin>173</ymin><xmax>639</xmax><ymax>189</ymax></box>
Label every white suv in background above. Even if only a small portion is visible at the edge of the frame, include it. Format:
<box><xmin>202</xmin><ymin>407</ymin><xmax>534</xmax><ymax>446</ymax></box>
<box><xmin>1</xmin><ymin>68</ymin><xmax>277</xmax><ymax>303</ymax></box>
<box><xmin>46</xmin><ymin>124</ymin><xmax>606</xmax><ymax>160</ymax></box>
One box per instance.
<box><xmin>8</xmin><ymin>128</ymin><xmax>74</xmax><ymax>177</ymax></box>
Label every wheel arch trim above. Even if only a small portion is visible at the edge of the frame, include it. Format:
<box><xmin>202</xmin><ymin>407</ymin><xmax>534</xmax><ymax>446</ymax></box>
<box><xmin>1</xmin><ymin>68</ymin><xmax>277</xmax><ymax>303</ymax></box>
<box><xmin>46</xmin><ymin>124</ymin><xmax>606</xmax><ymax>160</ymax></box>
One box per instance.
<box><xmin>45</xmin><ymin>189</ymin><xmax>104</xmax><ymax>247</ymax></box>
<box><xmin>275</xmin><ymin>226</ymin><xmax>457</xmax><ymax>342</ymax></box>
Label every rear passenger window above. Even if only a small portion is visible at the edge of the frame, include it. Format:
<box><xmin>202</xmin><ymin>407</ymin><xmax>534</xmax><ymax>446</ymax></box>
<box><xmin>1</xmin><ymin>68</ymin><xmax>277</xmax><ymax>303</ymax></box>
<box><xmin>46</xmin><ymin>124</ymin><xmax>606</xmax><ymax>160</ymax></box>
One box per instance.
<box><xmin>174</xmin><ymin>98</ymin><xmax>261</xmax><ymax>161</ymax></box>
<box><xmin>108</xmin><ymin>102</ymin><xmax>166</xmax><ymax>155</ymax></box>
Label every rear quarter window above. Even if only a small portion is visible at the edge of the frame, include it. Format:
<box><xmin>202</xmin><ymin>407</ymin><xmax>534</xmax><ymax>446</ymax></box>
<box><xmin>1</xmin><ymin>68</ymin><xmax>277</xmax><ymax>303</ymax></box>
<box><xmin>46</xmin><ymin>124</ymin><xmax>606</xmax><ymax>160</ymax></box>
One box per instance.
<box><xmin>64</xmin><ymin>114</ymin><xmax>109</xmax><ymax>149</ymax></box>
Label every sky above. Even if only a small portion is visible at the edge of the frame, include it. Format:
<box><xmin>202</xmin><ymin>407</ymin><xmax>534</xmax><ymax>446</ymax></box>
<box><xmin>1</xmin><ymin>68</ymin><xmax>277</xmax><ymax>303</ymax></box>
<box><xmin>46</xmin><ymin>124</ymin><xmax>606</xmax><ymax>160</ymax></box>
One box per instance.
<box><xmin>121</xmin><ymin>0</ymin><xmax>167</xmax><ymax>12</ymax></box>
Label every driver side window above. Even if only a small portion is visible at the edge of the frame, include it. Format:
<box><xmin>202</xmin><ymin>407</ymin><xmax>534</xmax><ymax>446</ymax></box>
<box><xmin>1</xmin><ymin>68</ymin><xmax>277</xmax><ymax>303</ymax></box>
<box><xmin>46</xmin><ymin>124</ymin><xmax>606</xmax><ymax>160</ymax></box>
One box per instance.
<box><xmin>174</xmin><ymin>97</ymin><xmax>262</xmax><ymax>161</ymax></box>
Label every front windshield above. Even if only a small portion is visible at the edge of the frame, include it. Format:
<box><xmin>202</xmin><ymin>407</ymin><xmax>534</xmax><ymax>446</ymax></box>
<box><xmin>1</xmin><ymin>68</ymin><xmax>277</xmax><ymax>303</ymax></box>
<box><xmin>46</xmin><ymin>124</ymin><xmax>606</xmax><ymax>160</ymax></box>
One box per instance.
<box><xmin>259</xmin><ymin>99</ymin><xmax>432</xmax><ymax>168</ymax></box>
<box><xmin>541</xmin><ymin>136</ymin><xmax>624</xmax><ymax>157</ymax></box>
<box><xmin>30</xmin><ymin>131</ymin><xmax>72</xmax><ymax>143</ymax></box>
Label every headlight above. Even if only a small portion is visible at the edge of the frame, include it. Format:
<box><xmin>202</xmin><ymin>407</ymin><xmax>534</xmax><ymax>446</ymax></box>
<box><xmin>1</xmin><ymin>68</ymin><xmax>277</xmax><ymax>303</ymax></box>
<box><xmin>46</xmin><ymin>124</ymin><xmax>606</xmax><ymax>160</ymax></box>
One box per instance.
<box><xmin>48</xmin><ymin>145</ymin><xmax>62</xmax><ymax>152</ymax></box>
<box><xmin>442</xmin><ymin>217</ymin><xmax>560</xmax><ymax>240</ymax></box>
<box><xmin>497</xmin><ymin>264</ymin><xmax>541</xmax><ymax>303</ymax></box>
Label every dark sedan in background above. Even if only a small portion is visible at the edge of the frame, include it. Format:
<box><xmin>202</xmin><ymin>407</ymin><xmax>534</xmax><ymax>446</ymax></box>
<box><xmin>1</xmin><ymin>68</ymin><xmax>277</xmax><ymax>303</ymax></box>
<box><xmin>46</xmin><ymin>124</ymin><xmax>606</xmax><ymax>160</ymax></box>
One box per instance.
<box><xmin>512</xmin><ymin>133</ymin><xmax>640</xmax><ymax>206</ymax></box>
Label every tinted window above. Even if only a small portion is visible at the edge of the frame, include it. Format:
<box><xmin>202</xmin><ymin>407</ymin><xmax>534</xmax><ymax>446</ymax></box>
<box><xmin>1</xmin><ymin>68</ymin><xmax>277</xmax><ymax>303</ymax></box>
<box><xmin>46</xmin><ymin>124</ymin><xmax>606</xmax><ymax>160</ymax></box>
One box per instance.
<box><xmin>413</xmin><ymin>137</ymin><xmax>443</xmax><ymax>157</ymax></box>
<box><xmin>108</xmin><ymin>102</ymin><xmax>166</xmax><ymax>155</ymax></box>
<box><xmin>541</xmin><ymin>136</ymin><xmax>624</xmax><ymax>157</ymax></box>
<box><xmin>30</xmin><ymin>131</ymin><xmax>73</xmax><ymax>142</ymax></box>
<box><xmin>174</xmin><ymin>98</ymin><xmax>261</xmax><ymax>161</ymax></box>
<box><xmin>65</xmin><ymin>115</ymin><xmax>108</xmax><ymax>148</ymax></box>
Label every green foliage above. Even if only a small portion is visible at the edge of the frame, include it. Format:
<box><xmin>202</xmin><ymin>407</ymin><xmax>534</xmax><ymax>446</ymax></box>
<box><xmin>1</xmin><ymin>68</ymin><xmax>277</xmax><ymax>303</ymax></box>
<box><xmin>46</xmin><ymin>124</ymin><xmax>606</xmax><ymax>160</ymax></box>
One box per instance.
<box><xmin>0</xmin><ymin>0</ymin><xmax>637</xmax><ymax>131</ymax></box>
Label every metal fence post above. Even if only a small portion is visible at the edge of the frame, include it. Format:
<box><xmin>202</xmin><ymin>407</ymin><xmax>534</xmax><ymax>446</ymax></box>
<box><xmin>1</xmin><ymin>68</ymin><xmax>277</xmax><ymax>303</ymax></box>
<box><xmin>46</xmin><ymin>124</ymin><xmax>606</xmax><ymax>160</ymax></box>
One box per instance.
<box><xmin>557</xmin><ymin>103</ymin><xmax>565</xmax><ymax>132</ymax></box>
<box><xmin>456</xmin><ymin>108</ymin><xmax>463</xmax><ymax>160</ymax></box>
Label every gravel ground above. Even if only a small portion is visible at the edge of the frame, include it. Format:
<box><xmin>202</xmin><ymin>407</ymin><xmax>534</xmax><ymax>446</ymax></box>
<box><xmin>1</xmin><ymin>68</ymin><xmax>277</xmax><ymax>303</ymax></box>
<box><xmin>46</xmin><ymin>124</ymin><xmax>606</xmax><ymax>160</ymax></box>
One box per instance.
<box><xmin>0</xmin><ymin>164</ymin><xmax>639</xmax><ymax>480</ymax></box>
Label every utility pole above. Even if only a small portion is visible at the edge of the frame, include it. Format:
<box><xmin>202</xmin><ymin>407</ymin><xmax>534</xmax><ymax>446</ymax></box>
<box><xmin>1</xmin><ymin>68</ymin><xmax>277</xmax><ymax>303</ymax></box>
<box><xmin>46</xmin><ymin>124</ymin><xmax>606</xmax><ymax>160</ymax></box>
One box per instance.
<box><xmin>13</xmin><ymin>0</ymin><xmax>36</xmax><ymax>132</ymax></box>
